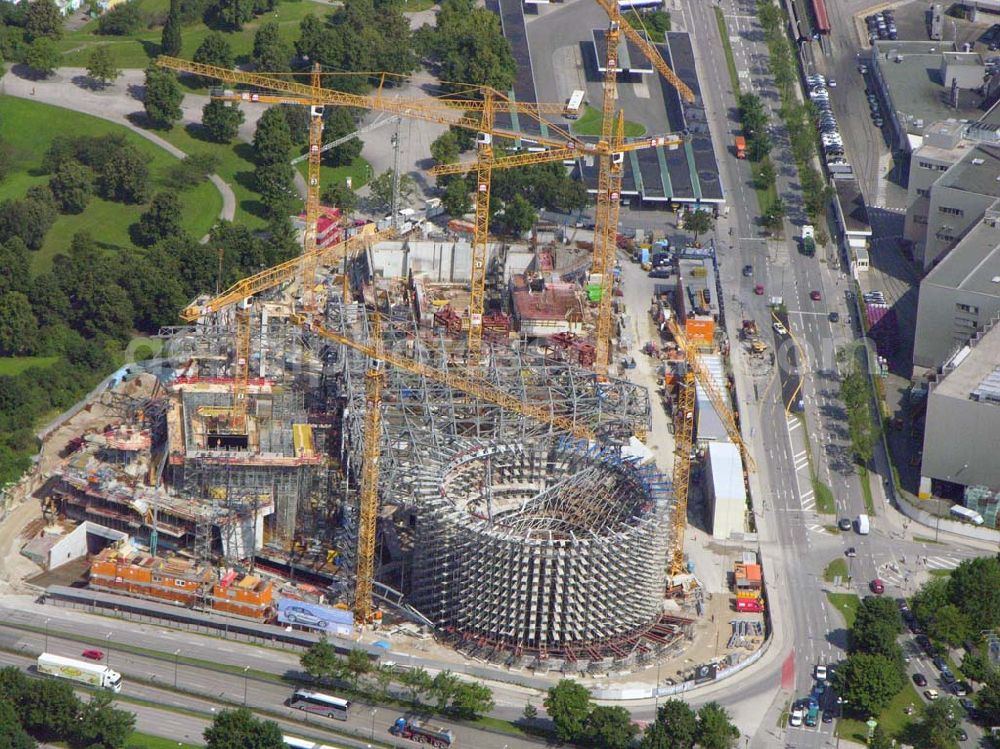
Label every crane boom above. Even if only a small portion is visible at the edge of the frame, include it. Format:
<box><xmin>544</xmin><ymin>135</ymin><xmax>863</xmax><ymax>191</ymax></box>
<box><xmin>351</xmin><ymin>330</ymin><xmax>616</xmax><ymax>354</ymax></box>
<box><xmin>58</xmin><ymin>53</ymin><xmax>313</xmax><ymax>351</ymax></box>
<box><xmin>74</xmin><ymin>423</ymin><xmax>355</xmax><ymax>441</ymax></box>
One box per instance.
<box><xmin>593</xmin><ymin>0</ymin><xmax>695</xmax><ymax>104</ymax></box>
<box><xmin>181</xmin><ymin>228</ymin><xmax>394</xmax><ymax>322</ymax></box>
<box><xmin>291</xmin><ymin>115</ymin><xmax>399</xmax><ymax>165</ymax></box>
<box><xmin>670</xmin><ymin>371</ymin><xmax>695</xmax><ymax>575</ymax></box>
<box><xmin>665</xmin><ymin>316</ymin><xmax>755</xmax><ymax>472</ymax></box>
<box><xmin>156</xmin><ymin>57</ymin><xmax>578</xmax><ymax>149</ymax></box>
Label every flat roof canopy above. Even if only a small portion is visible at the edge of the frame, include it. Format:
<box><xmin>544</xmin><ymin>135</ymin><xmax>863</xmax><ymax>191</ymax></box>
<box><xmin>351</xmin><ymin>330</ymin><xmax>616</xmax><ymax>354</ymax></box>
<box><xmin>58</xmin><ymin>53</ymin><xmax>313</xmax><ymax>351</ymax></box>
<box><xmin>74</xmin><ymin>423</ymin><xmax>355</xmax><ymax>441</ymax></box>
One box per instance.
<box><xmin>592</xmin><ymin>29</ymin><xmax>654</xmax><ymax>74</ymax></box>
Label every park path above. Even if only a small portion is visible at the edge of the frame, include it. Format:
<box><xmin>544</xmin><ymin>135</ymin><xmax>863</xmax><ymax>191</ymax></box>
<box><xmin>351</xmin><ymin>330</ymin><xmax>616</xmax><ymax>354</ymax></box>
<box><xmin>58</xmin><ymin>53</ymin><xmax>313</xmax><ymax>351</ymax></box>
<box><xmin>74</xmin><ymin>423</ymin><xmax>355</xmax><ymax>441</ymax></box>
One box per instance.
<box><xmin>0</xmin><ymin>66</ymin><xmax>237</xmax><ymax>235</ymax></box>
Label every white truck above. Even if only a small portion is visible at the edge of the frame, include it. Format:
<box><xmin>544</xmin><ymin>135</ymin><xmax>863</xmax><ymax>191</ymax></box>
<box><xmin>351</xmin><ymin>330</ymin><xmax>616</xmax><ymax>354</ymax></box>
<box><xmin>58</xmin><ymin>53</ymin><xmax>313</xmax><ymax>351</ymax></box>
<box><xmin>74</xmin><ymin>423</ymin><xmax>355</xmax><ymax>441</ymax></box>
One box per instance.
<box><xmin>856</xmin><ymin>514</ymin><xmax>870</xmax><ymax>535</ymax></box>
<box><xmin>37</xmin><ymin>653</ymin><xmax>122</xmax><ymax>692</ymax></box>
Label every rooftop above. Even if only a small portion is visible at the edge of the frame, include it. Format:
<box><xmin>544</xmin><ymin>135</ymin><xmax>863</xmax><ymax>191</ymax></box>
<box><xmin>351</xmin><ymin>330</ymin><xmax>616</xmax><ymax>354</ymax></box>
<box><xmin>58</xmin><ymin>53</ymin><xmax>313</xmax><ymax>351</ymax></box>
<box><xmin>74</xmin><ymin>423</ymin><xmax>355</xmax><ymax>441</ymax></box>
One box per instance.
<box><xmin>924</xmin><ymin>200</ymin><xmax>1000</xmax><ymax>296</ymax></box>
<box><xmin>934</xmin><ymin>321</ymin><xmax>1000</xmax><ymax>402</ymax></box>
<box><xmin>834</xmin><ymin>178</ymin><xmax>871</xmax><ymax>235</ymax></box>
<box><xmin>936</xmin><ymin>144</ymin><xmax>1000</xmax><ymax>198</ymax></box>
<box><xmin>874</xmin><ymin>42</ymin><xmax>988</xmax><ymax>137</ymax></box>
<box><xmin>707</xmin><ymin>441</ymin><xmax>746</xmax><ymax>500</ymax></box>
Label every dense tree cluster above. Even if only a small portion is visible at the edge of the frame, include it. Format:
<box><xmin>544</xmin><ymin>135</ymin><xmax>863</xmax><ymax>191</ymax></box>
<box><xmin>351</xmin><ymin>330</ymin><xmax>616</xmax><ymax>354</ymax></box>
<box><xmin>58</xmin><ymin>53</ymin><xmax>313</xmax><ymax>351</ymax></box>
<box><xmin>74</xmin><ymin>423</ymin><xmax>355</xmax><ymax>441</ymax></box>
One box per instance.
<box><xmin>203</xmin><ymin>707</ymin><xmax>284</xmax><ymax>749</ymax></box>
<box><xmin>832</xmin><ymin>596</ymin><xmax>905</xmax><ymax>717</ymax></box>
<box><xmin>143</xmin><ymin>65</ymin><xmax>183</xmax><ymax>129</ymax></box>
<box><xmin>544</xmin><ymin>680</ymin><xmax>738</xmax><ymax>749</ymax></box>
<box><xmin>912</xmin><ymin>555</ymin><xmax>1000</xmax><ymax>647</ymax></box>
<box><xmin>0</xmin><ymin>666</ymin><xmax>135</xmax><ymax>748</ymax></box>
<box><xmin>295</xmin><ymin>0</ymin><xmax>415</xmax><ymax>92</ymax></box>
<box><xmin>213</xmin><ymin>0</ymin><xmax>277</xmax><ymax>31</ymax></box>
<box><xmin>622</xmin><ymin>9</ymin><xmax>671</xmax><ymax>42</ymax></box>
<box><xmin>840</xmin><ymin>363</ymin><xmax>879</xmax><ymax>466</ymax></box>
<box><xmin>252</xmin><ymin>107</ymin><xmax>296</xmax><ymax>219</ymax></box>
<box><xmin>301</xmin><ymin>641</ymin><xmax>495</xmax><ymax>719</ymax></box>
<box><xmin>96</xmin><ymin>0</ymin><xmax>144</xmax><ymax>36</ymax></box>
<box><xmin>252</xmin><ymin>20</ymin><xmax>291</xmax><ymax>72</ymax></box>
<box><xmin>416</xmin><ymin>0</ymin><xmax>516</xmax><ymax>92</ymax></box>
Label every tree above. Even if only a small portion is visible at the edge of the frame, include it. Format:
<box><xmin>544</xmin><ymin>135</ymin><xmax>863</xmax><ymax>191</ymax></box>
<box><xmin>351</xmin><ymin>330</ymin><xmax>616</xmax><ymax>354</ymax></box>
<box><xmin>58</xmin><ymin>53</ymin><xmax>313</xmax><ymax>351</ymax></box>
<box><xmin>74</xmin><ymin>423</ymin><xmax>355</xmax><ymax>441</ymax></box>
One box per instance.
<box><xmin>0</xmin><ymin>239</ymin><xmax>31</xmax><ymax>296</ymax></box>
<box><xmin>831</xmin><ymin>653</ymin><xmax>904</xmax><ymax>717</ymax></box>
<box><xmin>346</xmin><ymin>648</ymin><xmax>371</xmax><ymax>688</ymax></box>
<box><xmin>977</xmin><ymin>671</ymin><xmax>1000</xmax><ymax>724</ymax></box>
<box><xmin>133</xmin><ymin>192</ymin><xmax>184</xmax><ymax>247</ymax></box>
<box><xmin>752</xmin><ymin>161</ymin><xmax>775</xmax><ymax>191</ymax></box>
<box><xmin>449</xmin><ymin>681</ymin><xmax>495</xmax><ymax>719</ymax></box>
<box><xmin>252</xmin><ymin>20</ymin><xmax>290</xmax><ymax>71</ymax></box>
<box><xmin>681</xmin><ymin>208</ymin><xmax>713</xmax><ymax>243</ymax></box>
<box><xmin>695</xmin><ymin>703</ymin><xmax>740</xmax><ymax>749</ymax></box>
<box><xmin>928</xmin><ymin>604</ymin><xmax>970</xmax><ymax>647</ymax></box>
<box><xmin>216</xmin><ymin>0</ymin><xmax>253</xmax><ymax>30</ymax></box>
<box><xmin>96</xmin><ymin>1</ymin><xmax>143</xmax><ymax>35</ymax></box>
<box><xmin>253</xmin><ymin>106</ymin><xmax>294</xmax><ymax>166</ymax></box>
<box><xmin>544</xmin><ymin>679</ymin><xmax>593</xmax><ymax>743</ymax></box>
<box><xmin>869</xmin><ymin>724</ymin><xmax>893</xmax><ymax>749</ymax></box>
<box><xmin>0</xmin><ymin>292</ymin><xmax>38</xmax><ymax>356</ymax></box>
<box><xmin>193</xmin><ymin>31</ymin><xmax>234</xmax><ymax>77</ymax></box>
<box><xmin>72</xmin><ymin>691</ymin><xmax>135</xmax><ymax>749</ymax></box>
<box><xmin>321</xmin><ymin>107</ymin><xmax>362</xmax><ymax>167</ymax></box>
<box><xmin>494</xmin><ymin>193</ymin><xmax>535</xmax><ymax>236</ymax></box>
<box><xmin>143</xmin><ymin>65</ymin><xmax>183</xmax><ymax>129</ymax></box>
<box><xmin>367</xmin><ymin>169</ymin><xmax>414</xmax><ymax>214</ymax></box>
<box><xmin>911</xmin><ymin>576</ymin><xmax>949</xmax><ymax>632</ymax></box>
<box><xmin>25</xmin><ymin>0</ymin><xmax>62</xmax><ymax>40</ymax></box>
<box><xmin>202</xmin><ymin>100</ymin><xmax>245</xmax><ymax>143</ymax></box>
<box><xmin>0</xmin><ymin>196</ymin><xmax>57</xmax><ymax>250</ymax></box>
<box><xmin>97</xmin><ymin>145</ymin><xmax>149</xmax><ymax>203</ymax></box>
<box><xmin>429</xmin><ymin>670</ymin><xmax>461</xmax><ymax>710</ymax></box>
<box><xmin>86</xmin><ymin>45</ymin><xmax>121</xmax><ymax>89</ymax></box>
<box><xmin>0</xmin><ymin>700</ymin><xmax>34</xmax><ymax>749</ymax></box>
<box><xmin>522</xmin><ymin>702</ymin><xmax>538</xmax><ymax>721</ymax></box>
<box><xmin>907</xmin><ymin>697</ymin><xmax>962</xmax><ymax>749</ymax></box>
<box><xmin>165</xmin><ymin>152</ymin><xmax>222</xmax><ymax>190</ymax></box>
<box><xmin>160</xmin><ymin>0</ymin><xmax>183</xmax><ymax>56</ymax></box>
<box><xmin>24</xmin><ymin>37</ymin><xmax>59</xmax><ymax>77</ymax></box>
<box><xmin>948</xmin><ymin>555</ymin><xmax>1000</xmax><ymax>632</ymax></box>
<box><xmin>20</xmin><ymin>679</ymin><xmax>79</xmax><ymax>740</ymax></box>
<box><xmin>48</xmin><ymin>161</ymin><xmax>93</xmax><ymax>214</ymax></box>
<box><xmin>203</xmin><ymin>707</ymin><xmax>285</xmax><ymax>749</ymax></box>
<box><xmin>645</xmin><ymin>699</ymin><xmax>697</xmax><ymax>749</ymax></box>
<box><xmin>430</xmin><ymin>130</ymin><xmax>461</xmax><ymax>166</ymax></box>
<box><xmin>419</xmin><ymin>0</ymin><xmax>516</xmax><ymax>91</ymax></box>
<box><xmin>850</xmin><ymin>596</ymin><xmax>903</xmax><ymax>660</ymax></box>
<box><xmin>586</xmin><ymin>705</ymin><xmax>637</xmax><ymax>749</ymax></box>
<box><xmin>441</xmin><ymin>177</ymin><xmax>470</xmax><ymax>217</ymax></box>
<box><xmin>321</xmin><ymin>181</ymin><xmax>358</xmax><ymax>213</ymax></box>
<box><xmin>761</xmin><ymin>197</ymin><xmax>785</xmax><ymax>232</ymax></box>
<box><xmin>300</xmin><ymin>640</ymin><xmax>341</xmax><ymax>682</ymax></box>
<box><xmin>960</xmin><ymin>650</ymin><xmax>995</xmax><ymax>684</ymax></box>
<box><xmin>398</xmin><ymin>666</ymin><xmax>433</xmax><ymax>705</ymax></box>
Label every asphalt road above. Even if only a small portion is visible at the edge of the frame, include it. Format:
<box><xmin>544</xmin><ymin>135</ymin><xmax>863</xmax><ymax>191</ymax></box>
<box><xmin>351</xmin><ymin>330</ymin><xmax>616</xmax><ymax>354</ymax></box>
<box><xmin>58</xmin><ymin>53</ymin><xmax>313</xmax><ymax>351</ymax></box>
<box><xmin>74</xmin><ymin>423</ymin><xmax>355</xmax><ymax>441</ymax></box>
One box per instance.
<box><xmin>0</xmin><ymin>616</ymin><xmax>548</xmax><ymax>749</ymax></box>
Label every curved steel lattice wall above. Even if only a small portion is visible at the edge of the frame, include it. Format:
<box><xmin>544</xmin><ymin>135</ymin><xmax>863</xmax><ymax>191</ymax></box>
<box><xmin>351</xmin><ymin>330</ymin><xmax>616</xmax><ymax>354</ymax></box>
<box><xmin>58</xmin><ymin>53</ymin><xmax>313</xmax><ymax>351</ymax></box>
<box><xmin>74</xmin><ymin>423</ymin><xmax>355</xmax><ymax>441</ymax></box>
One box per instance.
<box><xmin>410</xmin><ymin>439</ymin><xmax>672</xmax><ymax>653</ymax></box>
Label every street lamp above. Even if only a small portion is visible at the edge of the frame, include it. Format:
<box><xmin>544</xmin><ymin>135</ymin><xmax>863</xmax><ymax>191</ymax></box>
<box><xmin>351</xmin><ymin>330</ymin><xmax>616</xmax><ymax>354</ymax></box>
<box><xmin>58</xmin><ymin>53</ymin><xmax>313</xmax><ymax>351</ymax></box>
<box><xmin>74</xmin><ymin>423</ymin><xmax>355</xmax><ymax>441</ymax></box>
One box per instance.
<box><xmin>243</xmin><ymin>666</ymin><xmax>250</xmax><ymax>706</ymax></box>
<box><xmin>173</xmin><ymin>648</ymin><xmax>180</xmax><ymax>689</ymax></box>
<box><xmin>105</xmin><ymin>632</ymin><xmax>112</xmax><ymax>666</ymax></box>
<box><xmin>370</xmin><ymin>708</ymin><xmax>377</xmax><ymax>741</ymax></box>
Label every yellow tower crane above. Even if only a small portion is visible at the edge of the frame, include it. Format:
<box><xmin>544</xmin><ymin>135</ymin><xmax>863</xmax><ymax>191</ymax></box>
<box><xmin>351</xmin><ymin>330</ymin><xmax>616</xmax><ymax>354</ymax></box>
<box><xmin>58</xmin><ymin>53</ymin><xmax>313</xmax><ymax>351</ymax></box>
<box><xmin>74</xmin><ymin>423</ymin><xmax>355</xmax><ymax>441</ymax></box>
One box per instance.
<box><xmin>157</xmin><ymin>57</ymin><xmax>682</xmax><ymax>361</ymax></box>
<box><xmin>663</xmin><ymin>314</ymin><xmax>755</xmax><ymax>574</ymax></box>
<box><xmin>180</xmin><ymin>227</ymin><xmax>395</xmax><ymax>429</ymax></box>
<box><xmin>289</xmin><ymin>310</ymin><xmax>594</xmax><ymax>622</ymax></box>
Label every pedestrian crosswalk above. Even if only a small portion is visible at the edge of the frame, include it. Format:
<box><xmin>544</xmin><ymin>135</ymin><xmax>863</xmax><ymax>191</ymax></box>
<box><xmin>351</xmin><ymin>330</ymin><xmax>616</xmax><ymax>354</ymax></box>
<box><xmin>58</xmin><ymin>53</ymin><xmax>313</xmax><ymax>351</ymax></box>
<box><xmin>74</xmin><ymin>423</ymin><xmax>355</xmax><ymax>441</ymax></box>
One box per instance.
<box><xmin>877</xmin><ymin>555</ymin><xmax>963</xmax><ymax>588</ymax></box>
<box><xmin>924</xmin><ymin>555</ymin><xmax>962</xmax><ymax>571</ymax></box>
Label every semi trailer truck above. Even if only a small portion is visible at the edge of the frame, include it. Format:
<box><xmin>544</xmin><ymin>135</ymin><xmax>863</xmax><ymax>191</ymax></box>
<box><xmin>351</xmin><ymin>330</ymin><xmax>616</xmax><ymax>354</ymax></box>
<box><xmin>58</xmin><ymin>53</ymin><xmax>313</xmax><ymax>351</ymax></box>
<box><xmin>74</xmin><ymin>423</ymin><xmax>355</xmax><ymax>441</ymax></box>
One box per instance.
<box><xmin>37</xmin><ymin>653</ymin><xmax>122</xmax><ymax>692</ymax></box>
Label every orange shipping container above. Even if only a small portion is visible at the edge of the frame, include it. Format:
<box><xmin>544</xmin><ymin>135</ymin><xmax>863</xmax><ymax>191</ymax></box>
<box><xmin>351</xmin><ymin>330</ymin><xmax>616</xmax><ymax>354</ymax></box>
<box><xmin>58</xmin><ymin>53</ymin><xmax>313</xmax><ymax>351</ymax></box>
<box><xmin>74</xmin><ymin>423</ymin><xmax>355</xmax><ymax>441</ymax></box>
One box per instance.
<box><xmin>685</xmin><ymin>317</ymin><xmax>715</xmax><ymax>344</ymax></box>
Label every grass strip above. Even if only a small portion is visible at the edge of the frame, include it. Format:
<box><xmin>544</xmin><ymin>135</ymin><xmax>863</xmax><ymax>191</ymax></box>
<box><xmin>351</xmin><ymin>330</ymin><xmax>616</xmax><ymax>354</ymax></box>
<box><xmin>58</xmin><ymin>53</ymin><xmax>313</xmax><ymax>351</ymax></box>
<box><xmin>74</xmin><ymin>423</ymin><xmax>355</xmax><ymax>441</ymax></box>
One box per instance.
<box><xmin>835</xmin><ymin>683</ymin><xmax>922</xmax><ymax>743</ymax></box>
<box><xmin>825</xmin><ymin>592</ymin><xmax>860</xmax><ymax>629</ymax></box>
<box><xmin>572</xmin><ymin>105</ymin><xmax>646</xmax><ymax>138</ymax></box>
<box><xmin>125</xmin><ymin>733</ymin><xmax>202</xmax><ymax>749</ymax></box>
<box><xmin>823</xmin><ymin>558</ymin><xmax>848</xmax><ymax>583</ymax></box>
<box><xmin>813</xmin><ymin>478</ymin><xmax>836</xmax><ymax>515</ymax></box>
<box><xmin>859</xmin><ymin>466</ymin><xmax>875</xmax><ymax>516</ymax></box>
<box><xmin>714</xmin><ymin>6</ymin><xmax>741</xmax><ymax>94</ymax></box>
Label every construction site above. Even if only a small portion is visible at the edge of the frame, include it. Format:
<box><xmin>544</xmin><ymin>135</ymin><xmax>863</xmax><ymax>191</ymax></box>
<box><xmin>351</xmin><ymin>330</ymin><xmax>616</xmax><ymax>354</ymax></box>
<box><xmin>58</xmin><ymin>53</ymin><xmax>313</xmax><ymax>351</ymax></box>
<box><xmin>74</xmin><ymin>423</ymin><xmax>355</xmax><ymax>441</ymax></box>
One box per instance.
<box><xmin>15</xmin><ymin>0</ymin><xmax>764</xmax><ymax>677</ymax></box>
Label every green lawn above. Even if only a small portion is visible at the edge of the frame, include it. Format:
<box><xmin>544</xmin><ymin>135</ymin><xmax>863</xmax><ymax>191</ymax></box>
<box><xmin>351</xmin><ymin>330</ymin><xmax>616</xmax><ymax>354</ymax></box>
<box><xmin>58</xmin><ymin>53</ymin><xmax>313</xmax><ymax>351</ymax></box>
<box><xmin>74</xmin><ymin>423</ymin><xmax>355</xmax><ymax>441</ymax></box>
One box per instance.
<box><xmin>813</xmin><ymin>478</ymin><xmax>836</xmax><ymax>514</ymax></box>
<box><xmin>151</xmin><ymin>122</ymin><xmax>268</xmax><ymax>228</ymax></box>
<box><xmin>0</xmin><ymin>96</ymin><xmax>221</xmax><ymax>275</ymax></box>
<box><xmin>824</xmin><ymin>558</ymin><xmax>849</xmax><ymax>583</ymax></box>
<box><xmin>0</xmin><ymin>356</ymin><xmax>59</xmax><ymax>376</ymax></box>
<box><xmin>859</xmin><ymin>466</ymin><xmax>875</xmax><ymax>515</ymax></box>
<box><xmin>928</xmin><ymin>568</ymin><xmax>953</xmax><ymax>578</ymax></box>
<box><xmin>826</xmin><ymin>592</ymin><xmax>860</xmax><ymax>629</ymax></box>
<box><xmin>572</xmin><ymin>105</ymin><xmax>647</xmax><ymax>138</ymax></box>
<box><xmin>125</xmin><ymin>732</ymin><xmax>203</xmax><ymax>749</ymax></box>
<box><xmin>57</xmin><ymin>0</ymin><xmax>319</xmax><ymax>69</ymax></box>
<box><xmin>295</xmin><ymin>154</ymin><xmax>372</xmax><ymax>193</ymax></box>
<box><xmin>836</xmin><ymin>683</ymin><xmax>923</xmax><ymax>743</ymax></box>
<box><xmin>713</xmin><ymin>6</ymin><xmax>740</xmax><ymax>93</ymax></box>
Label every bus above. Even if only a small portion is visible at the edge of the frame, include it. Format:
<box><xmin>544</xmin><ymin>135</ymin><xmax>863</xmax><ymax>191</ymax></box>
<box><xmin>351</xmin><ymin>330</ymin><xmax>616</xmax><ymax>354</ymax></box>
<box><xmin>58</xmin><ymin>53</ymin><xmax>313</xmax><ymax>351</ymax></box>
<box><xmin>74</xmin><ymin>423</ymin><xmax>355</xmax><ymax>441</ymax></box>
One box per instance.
<box><xmin>286</xmin><ymin>689</ymin><xmax>351</xmax><ymax>720</ymax></box>
<box><xmin>564</xmin><ymin>90</ymin><xmax>586</xmax><ymax>119</ymax></box>
<box><xmin>950</xmin><ymin>504</ymin><xmax>985</xmax><ymax>525</ymax></box>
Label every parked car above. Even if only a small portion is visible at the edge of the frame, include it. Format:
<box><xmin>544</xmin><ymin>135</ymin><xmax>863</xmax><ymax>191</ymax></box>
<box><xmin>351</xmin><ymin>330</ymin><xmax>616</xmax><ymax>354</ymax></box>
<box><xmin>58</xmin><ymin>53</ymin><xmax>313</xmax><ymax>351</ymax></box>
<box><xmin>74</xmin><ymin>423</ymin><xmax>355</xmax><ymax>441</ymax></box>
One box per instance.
<box><xmin>933</xmin><ymin>656</ymin><xmax>948</xmax><ymax>671</ymax></box>
<box><xmin>960</xmin><ymin>697</ymin><xmax>975</xmax><ymax>712</ymax></box>
<box><xmin>952</xmin><ymin>681</ymin><xmax>969</xmax><ymax>696</ymax></box>
<box><xmin>924</xmin><ymin>689</ymin><xmax>940</xmax><ymax>700</ymax></box>
<box><xmin>870</xmin><ymin>579</ymin><xmax>885</xmax><ymax>594</ymax></box>
<box><xmin>648</xmin><ymin>268</ymin><xmax>671</xmax><ymax>279</ymax></box>
<box><xmin>913</xmin><ymin>673</ymin><xmax>927</xmax><ymax>687</ymax></box>
<box><xmin>815</xmin><ymin>664</ymin><xmax>828</xmax><ymax>681</ymax></box>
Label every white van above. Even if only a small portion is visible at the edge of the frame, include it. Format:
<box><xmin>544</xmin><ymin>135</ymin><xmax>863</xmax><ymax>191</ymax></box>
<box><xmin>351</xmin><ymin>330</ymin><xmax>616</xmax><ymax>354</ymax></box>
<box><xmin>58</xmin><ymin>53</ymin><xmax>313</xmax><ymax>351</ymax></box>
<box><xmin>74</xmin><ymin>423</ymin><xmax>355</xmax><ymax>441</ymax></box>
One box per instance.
<box><xmin>856</xmin><ymin>514</ymin><xmax>870</xmax><ymax>535</ymax></box>
<box><xmin>949</xmin><ymin>505</ymin><xmax>984</xmax><ymax>525</ymax></box>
